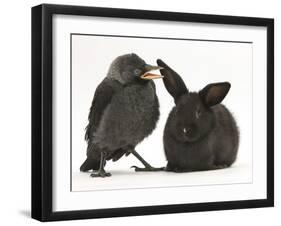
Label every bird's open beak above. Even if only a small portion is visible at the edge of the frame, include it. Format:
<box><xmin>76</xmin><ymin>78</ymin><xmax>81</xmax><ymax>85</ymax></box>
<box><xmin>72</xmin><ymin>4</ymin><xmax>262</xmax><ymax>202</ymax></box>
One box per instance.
<box><xmin>140</xmin><ymin>64</ymin><xmax>164</xmax><ymax>80</ymax></box>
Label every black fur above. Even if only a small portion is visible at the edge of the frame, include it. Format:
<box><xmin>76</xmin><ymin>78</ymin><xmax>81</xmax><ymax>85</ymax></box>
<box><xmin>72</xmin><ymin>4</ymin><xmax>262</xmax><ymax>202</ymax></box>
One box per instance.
<box><xmin>157</xmin><ymin>59</ymin><xmax>239</xmax><ymax>172</ymax></box>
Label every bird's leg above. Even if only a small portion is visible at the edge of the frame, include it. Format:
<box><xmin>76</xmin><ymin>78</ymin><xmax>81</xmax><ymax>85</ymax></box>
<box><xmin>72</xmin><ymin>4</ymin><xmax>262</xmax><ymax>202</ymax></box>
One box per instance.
<box><xmin>130</xmin><ymin>150</ymin><xmax>165</xmax><ymax>172</ymax></box>
<box><xmin>90</xmin><ymin>151</ymin><xmax>111</xmax><ymax>178</ymax></box>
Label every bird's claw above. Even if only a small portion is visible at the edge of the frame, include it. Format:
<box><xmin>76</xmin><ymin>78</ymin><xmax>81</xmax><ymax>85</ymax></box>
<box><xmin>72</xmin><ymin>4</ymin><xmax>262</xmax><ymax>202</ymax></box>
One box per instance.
<box><xmin>90</xmin><ymin>170</ymin><xmax>111</xmax><ymax>178</ymax></box>
<box><xmin>131</xmin><ymin>165</ymin><xmax>165</xmax><ymax>172</ymax></box>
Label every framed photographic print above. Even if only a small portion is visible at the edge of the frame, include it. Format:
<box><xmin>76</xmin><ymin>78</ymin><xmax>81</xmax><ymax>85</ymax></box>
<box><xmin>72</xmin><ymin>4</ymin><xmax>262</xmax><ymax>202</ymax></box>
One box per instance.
<box><xmin>31</xmin><ymin>4</ymin><xmax>274</xmax><ymax>221</ymax></box>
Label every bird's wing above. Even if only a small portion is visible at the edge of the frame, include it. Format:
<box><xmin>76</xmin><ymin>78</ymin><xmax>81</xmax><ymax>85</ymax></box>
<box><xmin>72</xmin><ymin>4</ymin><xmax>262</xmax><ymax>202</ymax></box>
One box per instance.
<box><xmin>85</xmin><ymin>77</ymin><xmax>122</xmax><ymax>143</ymax></box>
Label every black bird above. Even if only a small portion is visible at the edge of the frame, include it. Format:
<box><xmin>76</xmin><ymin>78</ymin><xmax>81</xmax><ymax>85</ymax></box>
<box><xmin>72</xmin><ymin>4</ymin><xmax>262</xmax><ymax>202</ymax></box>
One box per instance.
<box><xmin>80</xmin><ymin>53</ymin><xmax>164</xmax><ymax>177</ymax></box>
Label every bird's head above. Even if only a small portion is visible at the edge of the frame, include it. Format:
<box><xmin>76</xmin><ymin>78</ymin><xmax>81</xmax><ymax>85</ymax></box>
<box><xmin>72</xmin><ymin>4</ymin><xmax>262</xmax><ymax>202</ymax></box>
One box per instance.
<box><xmin>107</xmin><ymin>53</ymin><xmax>163</xmax><ymax>84</ymax></box>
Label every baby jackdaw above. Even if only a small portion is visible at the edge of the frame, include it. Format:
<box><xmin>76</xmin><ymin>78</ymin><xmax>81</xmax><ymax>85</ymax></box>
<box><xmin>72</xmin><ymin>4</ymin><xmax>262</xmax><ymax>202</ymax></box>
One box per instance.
<box><xmin>80</xmin><ymin>53</ymin><xmax>164</xmax><ymax>177</ymax></box>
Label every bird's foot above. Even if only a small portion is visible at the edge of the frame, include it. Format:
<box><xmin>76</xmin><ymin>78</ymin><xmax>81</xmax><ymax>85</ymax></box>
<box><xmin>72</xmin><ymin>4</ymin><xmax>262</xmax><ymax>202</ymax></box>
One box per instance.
<box><xmin>131</xmin><ymin>165</ymin><xmax>165</xmax><ymax>172</ymax></box>
<box><xmin>90</xmin><ymin>170</ymin><xmax>111</xmax><ymax>178</ymax></box>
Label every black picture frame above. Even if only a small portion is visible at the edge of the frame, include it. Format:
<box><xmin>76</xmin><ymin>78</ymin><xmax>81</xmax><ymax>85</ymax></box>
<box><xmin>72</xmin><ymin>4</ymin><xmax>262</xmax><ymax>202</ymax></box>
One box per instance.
<box><xmin>31</xmin><ymin>3</ymin><xmax>274</xmax><ymax>222</ymax></box>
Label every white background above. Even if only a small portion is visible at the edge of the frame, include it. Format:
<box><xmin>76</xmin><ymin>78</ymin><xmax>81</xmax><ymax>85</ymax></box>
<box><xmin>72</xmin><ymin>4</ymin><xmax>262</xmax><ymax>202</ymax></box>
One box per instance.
<box><xmin>71</xmin><ymin>34</ymin><xmax>253</xmax><ymax>191</ymax></box>
<box><xmin>54</xmin><ymin>14</ymin><xmax>268</xmax><ymax>211</ymax></box>
<box><xmin>53</xmin><ymin>12</ymin><xmax>267</xmax><ymax>211</ymax></box>
<box><xmin>0</xmin><ymin>0</ymin><xmax>279</xmax><ymax>225</ymax></box>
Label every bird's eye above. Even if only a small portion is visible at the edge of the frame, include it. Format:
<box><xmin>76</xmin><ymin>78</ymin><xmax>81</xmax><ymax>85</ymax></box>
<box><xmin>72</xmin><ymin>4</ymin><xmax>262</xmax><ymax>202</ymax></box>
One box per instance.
<box><xmin>195</xmin><ymin>109</ymin><xmax>202</xmax><ymax>119</ymax></box>
<box><xmin>134</xmin><ymin>69</ymin><xmax>142</xmax><ymax>75</ymax></box>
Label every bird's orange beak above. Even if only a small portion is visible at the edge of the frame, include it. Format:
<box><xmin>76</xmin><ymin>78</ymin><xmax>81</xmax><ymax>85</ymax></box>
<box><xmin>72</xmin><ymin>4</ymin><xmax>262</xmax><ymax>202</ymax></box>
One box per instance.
<box><xmin>140</xmin><ymin>65</ymin><xmax>164</xmax><ymax>80</ymax></box>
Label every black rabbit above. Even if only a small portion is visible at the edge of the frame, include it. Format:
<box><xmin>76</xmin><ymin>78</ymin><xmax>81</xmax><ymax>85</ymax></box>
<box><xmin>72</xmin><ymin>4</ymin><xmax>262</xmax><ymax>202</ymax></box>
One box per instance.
<box><xmin>157</xmin><ymin>59</ymin><xmax>239</xmax><ymax>172</ymax></box>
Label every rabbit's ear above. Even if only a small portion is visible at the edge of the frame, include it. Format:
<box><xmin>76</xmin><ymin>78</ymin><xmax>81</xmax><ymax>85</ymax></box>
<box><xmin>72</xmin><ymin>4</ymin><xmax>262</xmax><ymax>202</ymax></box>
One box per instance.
<box><xmin>199</xmin><ymin>82</ymin><xmax>231</xmax><ymax>107</ymax></box>
<box><xmin>157</xmin><ymin>59</ymin><xmax>188</xmax><ymax>104</ymax></box>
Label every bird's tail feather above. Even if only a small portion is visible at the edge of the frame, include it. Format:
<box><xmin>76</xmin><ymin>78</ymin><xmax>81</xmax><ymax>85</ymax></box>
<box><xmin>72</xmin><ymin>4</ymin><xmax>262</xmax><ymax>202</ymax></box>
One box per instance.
<box><xmin>80</xmin><ymin>158</ymin><xmax>100</xmax><ymax>172</ymax></box>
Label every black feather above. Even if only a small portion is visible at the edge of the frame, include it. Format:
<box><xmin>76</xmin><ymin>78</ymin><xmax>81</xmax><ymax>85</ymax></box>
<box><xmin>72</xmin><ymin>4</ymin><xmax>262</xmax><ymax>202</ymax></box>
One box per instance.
<box><xmin>80</xmin><ymin>54</ymin><xmax>160</xmax><ymax>173</ymax></box>
<box><xmin>85</xmin><ymin>78</ymin><xmax>122</xmax><ymax>143</ymax></box>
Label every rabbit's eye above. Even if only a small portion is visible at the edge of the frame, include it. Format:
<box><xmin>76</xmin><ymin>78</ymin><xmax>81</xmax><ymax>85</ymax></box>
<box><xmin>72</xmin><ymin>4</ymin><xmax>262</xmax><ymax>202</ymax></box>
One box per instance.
<box><xmin>183</xmin><ymin>127</ymin><xmax>192</xmax><ymax>135</ymax></box>
<box><xmin>195</xmin><ymin>109</ymin><xmax>202</xmax><ymax>119</ymax></box>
